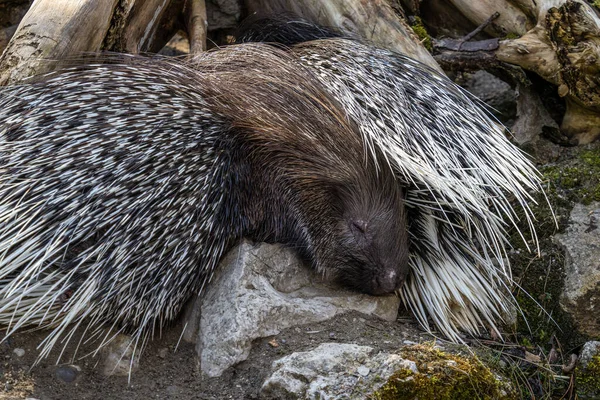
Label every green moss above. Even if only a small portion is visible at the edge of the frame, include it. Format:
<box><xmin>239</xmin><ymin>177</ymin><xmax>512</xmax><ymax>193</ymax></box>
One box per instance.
<box><xmin>593</xmin><ymin>0</ymin><xmax>600</xmax><ymax>10</ymax></box>
<box><xmin>540</xmin><ymin>147</ymin><xmax>600</xmax><ymax>205</ymax></box>
<box><xmin>504</xmin><ymin>33</ymin><xmax>521</xmax><ymax>40</ymax></box>
<box><xmin>506</xmin><ymin>144</ymin><xmax>600</xmax><ymax>351</ymax></box>
<box><xmin>372</xmin><ymin>344</ymin><xmax>514</xmax><ymax>400</ymax></box>
<box><xmin>410</xmin><ymin>17</ymin><xmax>432</xmax><ymax>52</ymax></box>
<box><xmin>576</xmin><ymin>354</ymin><xmax>600</xmax><ymax>397</ymax></box>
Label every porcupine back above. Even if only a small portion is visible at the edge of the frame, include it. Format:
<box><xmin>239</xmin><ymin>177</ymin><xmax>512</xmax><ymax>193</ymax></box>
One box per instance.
<box><xmin>237</xmin><ymin>17</ymin><xmax>545</xmax><ymax>341</ymax></box>
<box><xmin>0</xmin><ymin>44</ymin><xmax>409</xmax><ymax>361</ymax></box>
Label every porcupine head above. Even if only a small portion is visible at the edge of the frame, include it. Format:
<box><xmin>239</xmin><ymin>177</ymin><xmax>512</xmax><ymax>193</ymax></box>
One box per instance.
<box><xmin>208</xmin><ymin>47</ymin><xmax>411</xmax><ymax>296</ymax></box>
<box><xmin>232</xmin><ymin>134</ymin><xmax>411</xmax><ymax>296</ymax></box>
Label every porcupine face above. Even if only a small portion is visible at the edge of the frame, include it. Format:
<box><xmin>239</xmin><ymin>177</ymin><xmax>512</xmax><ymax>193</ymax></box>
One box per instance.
<box><xmin>237</xmin><ymin>144</ymin><xmax>410</xmax><ymax>296</ymax></box>
<box><xmin>296</xmin><ymin>167</ymin><xmax>408</xmax><ymax>295</ymax></box>
<box><xmin>319</xmin><ymin>175</ymin><xmax>409</xmax><ymax>296</ymax></box>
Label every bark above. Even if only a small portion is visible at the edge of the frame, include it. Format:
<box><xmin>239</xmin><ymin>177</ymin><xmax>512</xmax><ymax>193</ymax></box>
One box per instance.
<box><xmin>244</xmin><ymin>0</ymin><xmax>441</xmax><ymax>71</ymax></box>
<box><xmin>185</xmin><ymin>0</ymin><xmax>208</xmax><ymax>53</ymax></box>
<box><xmin>0</xmin><ymin>0</ymin><xmax>119</xmax><ymax>85</ymax></box>
<box><xmin>101</xmin><ymin>0</ymin><xmax>185</xmax><ymax>54</ymax></box>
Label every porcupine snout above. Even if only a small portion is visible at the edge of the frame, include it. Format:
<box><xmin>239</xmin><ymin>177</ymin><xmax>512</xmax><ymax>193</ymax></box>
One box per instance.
<box><xmin>371</xmin><ymin>260</ymin><xmax>406</xmax><ymax>295</ymax></box>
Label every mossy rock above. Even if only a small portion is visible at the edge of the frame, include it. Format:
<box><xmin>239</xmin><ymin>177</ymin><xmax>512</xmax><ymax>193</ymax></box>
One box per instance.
<box><xmin>576</xmin><ymin>353</ymin><xmax>600</xmax><ymax>398</ymax></box>
<box><xmin>508</xmin><ymin>143</ymin><xmax>599</xmax><ymax>349</ymax></box>
<box><xmin>372</xmin><ymin>344</ymin><xmax>514</xmax><ymax>400</ymax></box>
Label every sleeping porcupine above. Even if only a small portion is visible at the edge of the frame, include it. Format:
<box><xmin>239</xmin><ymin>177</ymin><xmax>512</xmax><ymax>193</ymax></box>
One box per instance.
<box><xmin>236</xmin><ymin>17</ymin><xmax>546</xmax><ymax>341</ymax></box>
<box><xmin>0</xmin><ymin>44</ymin><xmax>409</xmax><ymax>359</ymax></box>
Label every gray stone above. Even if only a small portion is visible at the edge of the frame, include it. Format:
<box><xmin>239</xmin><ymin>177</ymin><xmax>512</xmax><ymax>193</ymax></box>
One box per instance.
<box><xmin>55</xmin><ymin>365</ymin><xmax>80</xmax><ymax>383</ymax></box>
<box><xmin>206</xmin><ymin>0</ymin><xmax>241</xmax><ymax>31</ymax></box>
<box><xmin>12</xmin><ymin>348</ymin><xmax>24</xmax><ymax>357</ymax></box>
<box><xmin>101</xmin><ymin>334</ymin><xmax>140</xmax><ymax>377</ymax></box>
<box><xmin>579</xmin><ymin>341</ymin><xmax>600</xmax><ymax>368</ymax></box>
<box><xmin>554</xmin><ymin>203</ymin><xmax>600</xmax><ymax>336</ymax></box>
<box><xmin>511</xmin><ymin>83</ymin><xmax>560</xmax><ymax>145</ymax></box>
<box><xmin>260</xmin><ymin>343</ymin><xmax>417</xmax><ymax>399</ymax></box>
<box><xmin>461</xmin><ymin>71</ymin><xmax>516</xmax><ymax>125</ymax></box>
<box><xmin>184</xmin><ymin>241</ymin><xmax>400</xmax><ymax>378</ymax></box>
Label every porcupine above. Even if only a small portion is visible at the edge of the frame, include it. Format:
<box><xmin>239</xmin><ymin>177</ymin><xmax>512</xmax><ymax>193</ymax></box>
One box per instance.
<box><xmin>0</xmin><ymin>44</ymin><xmax>410</xmax><ymax>360</ymax></box>
<box><xmin>236</xmin><ymin>17</ymin><xmax>546</xmax><ymax>341</ymax></box>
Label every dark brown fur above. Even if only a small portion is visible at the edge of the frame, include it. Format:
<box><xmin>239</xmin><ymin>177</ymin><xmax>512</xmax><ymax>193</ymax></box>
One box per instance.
<box><xmin>193</xmin><ymin>45</ymin><xmax>410</xmax><ymax>294</ymax></box>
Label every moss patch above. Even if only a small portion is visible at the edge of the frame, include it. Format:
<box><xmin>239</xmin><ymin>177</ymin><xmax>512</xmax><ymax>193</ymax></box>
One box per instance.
<box><xmin>372</xmin><ymin>344</ymin><xmax>514</xmax><ymax>400</ymax></box>
<box><xmin>541</xmin><ymin>147</ymin><xmax>600</xmax><ymax>205</ymax></box>
<box><xmin>507</xmin><ymin>143</ymin><xmax>599</xmax><ymax>350</ymax></box>
<box><xmin>504</xmin><ymin>33</ymin><xmax>521</xmax><ymax>40</ymax></box>
<box><xmin>410</xmin><ymin>17</ymin><xmax>433</xmax><ymax>52</ymax></box>
<box><xmin>576</xmin><ymin>354</ymin><xmax>600</xmax><ymax>398</ymax></box>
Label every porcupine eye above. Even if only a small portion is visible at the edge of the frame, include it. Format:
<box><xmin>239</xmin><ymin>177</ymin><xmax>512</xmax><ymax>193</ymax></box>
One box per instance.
<box><xmin>350</xmin><ymin>220</ymin><xmax>368</xmax><ymax>240</ymax></box>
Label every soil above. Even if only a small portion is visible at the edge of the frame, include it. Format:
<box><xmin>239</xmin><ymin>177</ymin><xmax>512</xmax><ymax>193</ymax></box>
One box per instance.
<box><xmin>0</xmin><ymin>310</ymin><xmax>426</xmax><ymax>400</ymax></box>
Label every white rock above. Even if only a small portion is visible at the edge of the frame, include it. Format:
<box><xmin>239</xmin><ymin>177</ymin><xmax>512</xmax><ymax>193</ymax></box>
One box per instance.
<box><xmin>184</xmin><ymin>241</ymin><xmax>400</xmax><ymax>377</ymax></box>
<box><xmin>261</xmin><ymin>343</ymin><xmax>417</xmax><ymax>399</ymax></box>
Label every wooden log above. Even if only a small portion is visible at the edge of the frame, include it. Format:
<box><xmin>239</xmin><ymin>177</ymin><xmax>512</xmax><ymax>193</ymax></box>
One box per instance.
<box><xmin>498</xmin><ymin>1</ymin><xmax>600</xmax><ymax>142</ymax></box>
<box><xmin>103</xmin><ymin>0</ymin><xmax>185</xmax><ymax>53</ymax></box>
<box><xmin>184</xmin><ymin>0</ymin><xmax>208</xmax><ymax>54</ymax></box>
<box><xmin>447</xmin><ymin>0</ymin><xmax>534</xmax><ymax>36</ymax></box>
<box><xmin>425</xmin><ymin>0</ymin><xmax>600</xmax><ymax>143</ymax></box>
<box><xmin>0</xmin><ymin>0</ymin><xmax>186</xmax><ymax>85</ymax></box>
<box><xmin>0</xmin><ymin>0</ymin><xmax>119</xmax><ymax>85</ymax></box>
<box><xmin>496</xmin><ymin>27</ymin><xmax>560</xmax><ymax>85</ymax></box>
<box><xmin>245</xmin><ymin>0</ymin><xmax>441</xmax><ymax>70</ymax></box>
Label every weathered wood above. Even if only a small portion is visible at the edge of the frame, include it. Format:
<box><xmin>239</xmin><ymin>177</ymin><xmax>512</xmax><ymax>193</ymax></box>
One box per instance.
<box><xmin>185</xmin><ymin>0</ymin><xmax>208</xmax><ymax>53</ymax></box>
<box><xmin>105</xmin><ymin>0</ymin><xmax>185</xmax><ymax>53</ymax></box>
<box><xmin>498</xmin><ymin>1</ymin><xmax>600</xmax><ymax>142</ymax></box>
<box><xmin>562</xmin><ymin>100</ymin><xmax>600</xmax><ymax>144</ymax></box>
<box><xmin>446</xmin><ymin>0</ymin><xmax>534</xmax><ymax>36</ymax></box>
<box><xmin>245</xmin><ymin>0</ymin><xmax>441</xmax><ymax>70</ymax></box>
<box><xmin>496</xmin><ymin>27</ymin><xmax>561</xmax><ymax>85</ymax></box>
<box><xmin>0</xmin><ymin>0</ymin><xmax>189</xmax><ymax>85</ymax></box>
<box><xmin>0</xmin><ymin>0</ymin><xmax>119</xmax><ymax>85</ymax></box>
<box><xmin>423</xmin><ymin>0</ymin><xmax>600</xmax><ymax>143</ymax></box>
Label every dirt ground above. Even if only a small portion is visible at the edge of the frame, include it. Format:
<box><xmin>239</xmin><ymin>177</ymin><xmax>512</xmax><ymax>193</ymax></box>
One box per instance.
<box><xmin>0</xmin><ymin>310</ymin><xmax>426</xmax><ymax>400</ymax></box>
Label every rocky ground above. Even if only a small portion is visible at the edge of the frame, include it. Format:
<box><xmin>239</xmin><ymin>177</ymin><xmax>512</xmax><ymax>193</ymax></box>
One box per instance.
<box><xmin>0</xmin><ymin>310</ymin><xmax>426</xmax><ymax>399</ymax></box>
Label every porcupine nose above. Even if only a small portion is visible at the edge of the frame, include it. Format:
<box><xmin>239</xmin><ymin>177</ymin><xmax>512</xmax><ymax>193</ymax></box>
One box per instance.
<box><xmin>370</xmin><ymin>269</ymin><xmax>404</xmax><ymax>295</ymax></box>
